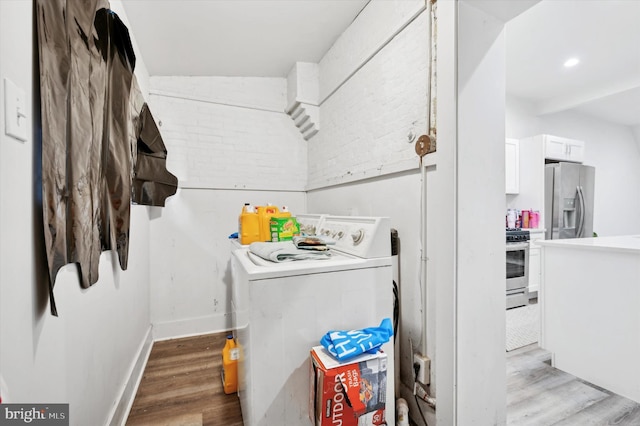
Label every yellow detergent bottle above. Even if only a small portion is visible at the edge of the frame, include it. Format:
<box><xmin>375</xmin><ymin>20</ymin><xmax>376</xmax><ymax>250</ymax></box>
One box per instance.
<box><xmin>239</xmin><ymin>203</ymin><xmax>260</xmax><ymax>245</ymax></box>
<box><xmin>221</xmin><ymin>335</ymin><xmax>239</xmax><ymax>394</ymax></box>
<box><xmin>280</xmin><ymin>206</ymin><xmax>292</xmax><ymax>218</ymax></box>
<box><xmin>256</xmin><ymin>204</ymin><xmax>280</xmax><ymax>242</ymax></box>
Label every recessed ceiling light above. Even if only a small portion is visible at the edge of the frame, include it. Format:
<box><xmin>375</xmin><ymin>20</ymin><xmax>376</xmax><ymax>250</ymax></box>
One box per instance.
<box><xmin>564</xmin><ymin>58</ymin><xmax>580</xmax><ymax>68</ymax></box>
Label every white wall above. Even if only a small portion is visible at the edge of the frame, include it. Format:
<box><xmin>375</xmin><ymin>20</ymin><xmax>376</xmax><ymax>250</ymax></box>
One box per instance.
<box><xmin>148</xmin><ymin>76</ymin><xmax>307</xmax><ymax>191</ymax></box>
<box><xmin>431</xmin><ymin>2</ymin><xmax>458</xmax><ymax>423</ymax></box>
<box><xmin>148</xmin><ymin>188</ymin><xmax>305</xmax><ymax>339</ymax></box>
<box><xmin>318</xmin><ymin>0</ymin><xmax>426</xmax><ymax>104</ymax></box>
<box><xmin>0</xmin><ymin>1</ymin><xmax>153</xmax><ymax>425</ymax></box>
<box><xmin>507</xmin><ymin>95</ymin><xmax>640</xmax><ymax>236</ymax></box>
<box><xmin>308</xmin><ymin>0</ymin><xmax>427</xmax><ymax>189</ymax></box>
<box><xmin>146</xmin><ymin>76</ymin><xmax>307</xmax><ymax>338</ymax></box>
<box><xmin>455</xmin><ymin>2</ymin><xmax>507</xmax><ymax>424</ymax></box>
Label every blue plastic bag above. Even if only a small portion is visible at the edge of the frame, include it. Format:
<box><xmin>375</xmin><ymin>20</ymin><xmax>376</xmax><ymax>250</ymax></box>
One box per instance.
<box><xmin>320</xmin><ymin>318</ymin><xmax>393</xmax><ymax>361</ymax></box>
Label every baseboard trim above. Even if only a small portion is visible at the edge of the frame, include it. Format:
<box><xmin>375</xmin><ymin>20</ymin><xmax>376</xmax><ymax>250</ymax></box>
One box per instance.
<box><xmin>105</xmin><ymin>317</ymin><xmax>232</xmax><ymax>425</ymax></box>
<box><xmin>107</xmin><ymin>326</ymin><xmax>154</xmax><ymax>426</ymax></box>
<box><xmin>151</xmin><ymin>314</ymin><xmax>231</xmax><ymax>341</ymax></box>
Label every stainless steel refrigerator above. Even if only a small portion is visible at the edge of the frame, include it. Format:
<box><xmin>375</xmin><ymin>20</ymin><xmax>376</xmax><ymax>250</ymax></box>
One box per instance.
<box><xmin>545</xmin><ymin>162</ymin><xmax>595</xmax><ymax>240</ymax></box>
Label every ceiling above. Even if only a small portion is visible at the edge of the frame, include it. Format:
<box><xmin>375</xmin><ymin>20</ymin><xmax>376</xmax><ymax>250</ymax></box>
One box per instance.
<box><xmin>505</xmin><ymin>0</ymin><xmax>640</xmax><ymax>127</ymax></box>
<box><xmin>122</xmin><ymin>0</ymin><xmax>640</xmax><ymax>128</ymax></box>
<box><xmin>121</xmin><ymin>0</ymin><xmax>368</xmax><ymax>77</ymax></box>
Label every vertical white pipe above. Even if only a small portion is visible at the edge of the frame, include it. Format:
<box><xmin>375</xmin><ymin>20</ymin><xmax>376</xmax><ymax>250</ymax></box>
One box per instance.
<box><xmin>420</xmin><ymin>0</ymin><xmax>438</xmax><ymax>359</ymax></box>
<box><xmin>420</xmin><ymin>161</ymin><xmax>428</xmax><ymax>357</ymax></box>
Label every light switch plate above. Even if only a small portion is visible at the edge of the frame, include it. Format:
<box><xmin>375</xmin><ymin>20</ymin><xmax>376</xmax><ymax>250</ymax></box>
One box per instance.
<box><xmin>4</xmin><ymin>78</ymin><xmax>28</xmax><ymax>142</ymax></box>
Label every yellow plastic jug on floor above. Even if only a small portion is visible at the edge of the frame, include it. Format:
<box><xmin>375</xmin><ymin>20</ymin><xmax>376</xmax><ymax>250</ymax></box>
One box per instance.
<box><xmin>221</xmin><ymin>335</ymin><xmax>239</xmax><ymax>394</ymax></box>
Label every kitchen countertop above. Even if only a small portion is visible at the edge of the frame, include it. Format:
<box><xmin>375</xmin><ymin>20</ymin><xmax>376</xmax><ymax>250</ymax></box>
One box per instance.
<box><xmin>537</xmin><ymin>235</ymin><xmax>640</xmax><ymax>254</ymax></box>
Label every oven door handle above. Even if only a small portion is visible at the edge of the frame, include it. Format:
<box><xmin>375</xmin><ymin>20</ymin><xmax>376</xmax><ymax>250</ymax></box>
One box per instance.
<box><xmin>506</xmin><ymin>242</ymin><xmax>530</xmax><ymax>251</ymax></box>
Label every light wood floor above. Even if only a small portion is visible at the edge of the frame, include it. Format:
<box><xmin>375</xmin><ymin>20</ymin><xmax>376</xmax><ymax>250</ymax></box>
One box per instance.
<box><xmin>126</xmin><ymin>332</ymin><xmax>640</xmax><ymax>426</ymax></box>
<box><xmin>126</xmin><ymin>332</ymin><xmax>243</xmax><ymax>426</ymax></box>
<box><xmin>507</xmin><ymin>343</ymin><xmax>640</xmax><ymax>425</ymax></box>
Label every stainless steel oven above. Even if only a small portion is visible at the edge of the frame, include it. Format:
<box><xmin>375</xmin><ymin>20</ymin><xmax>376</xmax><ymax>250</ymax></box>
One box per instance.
<box><xmin>506</xmin><ymin>229</ymin><xmax>529</xmax><ymax>309</ymax></box>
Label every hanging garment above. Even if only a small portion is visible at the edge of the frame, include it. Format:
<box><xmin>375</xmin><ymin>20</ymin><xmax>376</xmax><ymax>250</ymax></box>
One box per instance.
<box><xmin>36</xmin><ymin>0</ymin><xmax>177</xmax><ymax>314</ymax></box>
<box><xmin>132</xmin><ymin>103</ymin><xmax>179</xmax><ymax>206</ymax></box>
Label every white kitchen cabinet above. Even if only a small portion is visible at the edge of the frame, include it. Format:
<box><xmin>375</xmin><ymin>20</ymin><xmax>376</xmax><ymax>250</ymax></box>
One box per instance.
<box><xmin>544</xmin><ymin>134</ymin><xmax>585</xmax><ymax>163</ymax></box>
<box><xmin>505</xmin><ymin>138</ymin><xmax>519</xmax><ymax>194</ymax></box>
<box><xmin>528</xmin><ymin>229</ymin><xmax>544</xmax><ymax>297</ymax></box>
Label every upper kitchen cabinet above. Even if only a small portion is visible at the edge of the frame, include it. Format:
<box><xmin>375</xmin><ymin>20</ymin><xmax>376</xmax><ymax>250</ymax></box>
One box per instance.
<box><xmin>543</xmin><ymin>134</ymin><xmax>585</xmax><ymax>163</ymax></box>
<box><xmin>511</xmin><ymin>134</ymin><xmax>588</xmax><ymax>230</ymax></box>
<box><xmin>505</xmin><ymin>138</ymin><xmax>520</xmax><ymax>194</ymax></box>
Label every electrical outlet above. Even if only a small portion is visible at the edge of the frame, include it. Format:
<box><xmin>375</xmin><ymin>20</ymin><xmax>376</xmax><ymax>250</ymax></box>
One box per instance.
<box><xmin>413</xmin><ymin>353</ymin><xmax>430</xmax><ymax>385</ymax></box>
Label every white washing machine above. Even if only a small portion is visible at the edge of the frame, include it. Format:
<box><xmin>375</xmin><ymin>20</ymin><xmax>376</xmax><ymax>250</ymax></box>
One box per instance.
<box><xmin>231</xmin><ymin>215</ymin><xmax>395</xmax><ymax>426</ymax></box>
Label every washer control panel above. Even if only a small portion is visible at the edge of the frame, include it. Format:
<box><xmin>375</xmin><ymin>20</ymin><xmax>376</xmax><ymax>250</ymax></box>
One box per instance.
<box><xmin>316</xmin><ymin>215</ymin><xmax>391</xmax><ymax>258</ymax></box>
<box><xmin>296</xmin><ymin>214</ymin><xmax>326</xmax><ymax>237</ymax></box>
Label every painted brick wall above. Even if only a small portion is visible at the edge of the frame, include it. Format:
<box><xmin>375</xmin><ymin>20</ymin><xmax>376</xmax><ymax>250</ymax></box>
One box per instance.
<box><xmin>149</xmin><ymin>76</ymin><xmax>307</xmax><ymax>191</ymax></box>
<box><xmin>318</xmin><ymin>0</ymin><xmax>425</xmax><ymax>102</ymax></box>
<box><xmin>308</xmin><ymin>8</ymin><xmax>429</xmax><ymax>189</ymax></box>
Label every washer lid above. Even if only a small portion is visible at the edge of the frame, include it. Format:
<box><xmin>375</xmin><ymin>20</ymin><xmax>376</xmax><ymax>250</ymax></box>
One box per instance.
<box><xmin>232</xmin><ymin>248</ymin><xmax>391</xmax><ymax>280</ymax></box>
